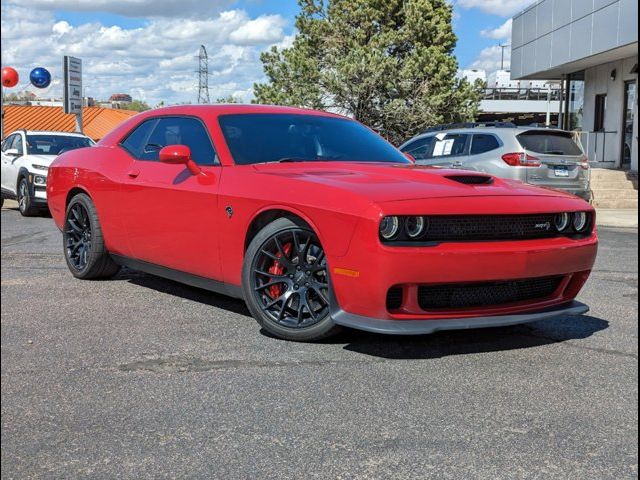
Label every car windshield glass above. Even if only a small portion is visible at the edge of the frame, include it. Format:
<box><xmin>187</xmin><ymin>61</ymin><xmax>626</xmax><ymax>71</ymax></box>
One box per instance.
<box><xmin>219</xmin><ymin>113</ymin><xmax>410</xmax><ymax>165</ymax></box>
<box><xmin>26</xmin><ymin>135</ymin><xmax>93</xmax><ymax>155</ymax></box>
<box><xmin>517</xmin><ymin>131</ymin><xmax>582</xmax><ymax>156</ymax></box>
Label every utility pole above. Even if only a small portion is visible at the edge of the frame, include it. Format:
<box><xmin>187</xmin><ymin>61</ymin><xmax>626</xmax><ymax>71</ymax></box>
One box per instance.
<box><xmin>499</xmin><ymin>43</ymin><xmax>510</xmax><ymax>71</ymax></box>
<box><xmin>197</xmin><ymin>45</ymin><xmax>210</xmax><ymax>104</ymax></box>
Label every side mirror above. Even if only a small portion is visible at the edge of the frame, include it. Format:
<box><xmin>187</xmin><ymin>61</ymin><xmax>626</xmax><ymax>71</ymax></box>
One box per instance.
<box><xmin>159</xmin><ymin>144</ymin><xmax>201</xmax><ymax>175</ymax></box>
<box><xmin>5</xmin><ymin>148</ymin><xmax>20</xmax><ymax>157</ymax></box>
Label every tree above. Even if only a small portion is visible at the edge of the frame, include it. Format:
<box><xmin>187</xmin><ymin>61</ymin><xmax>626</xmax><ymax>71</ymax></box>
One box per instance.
<box><xmin>215</xmin><ymin>95</ymin><xmax>239</xmax><ymax>104</ymax></box>
<box><xmin>126</xmin><ymin>100</ymin><xmax>151</xmax><ymax>112</ymax></box>
<box><xmin>253</xmin><ymin>0</ymin><xmax>482</xmax><ymax>144</ymax></box>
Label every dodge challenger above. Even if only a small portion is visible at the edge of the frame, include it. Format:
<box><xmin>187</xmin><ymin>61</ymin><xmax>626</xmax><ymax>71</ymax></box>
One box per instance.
<box><xmin>47</xmin><ymin>105</ymin><xmax>598</xmax><ymax>341</ymax></box>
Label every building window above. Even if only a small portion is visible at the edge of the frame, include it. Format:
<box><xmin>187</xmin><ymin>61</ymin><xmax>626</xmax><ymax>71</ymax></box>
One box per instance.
<box><xmin>566</xmin><ymin>71</ymin><xmax>585</xmax><ymax>131</ymax></box>
<box><xmin>594</xmin><ymin>94</ymin><xmax>607</xmax><ymax>132</ymax></box>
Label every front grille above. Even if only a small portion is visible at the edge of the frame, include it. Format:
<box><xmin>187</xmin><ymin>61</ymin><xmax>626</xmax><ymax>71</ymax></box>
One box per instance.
<box><xmin>420</xmin><ymin>214</ymin><xmax>589</xmax><ymax>242</ymax></box>
<box><xmin>386</xmin><ymin>287</ymin><xmax>403</xmax><ymax>310</ymax></box>
<box><xmin>418</xmin><ymin>276</ymin><xmax>564</xmax><ymax>310</ymax></box>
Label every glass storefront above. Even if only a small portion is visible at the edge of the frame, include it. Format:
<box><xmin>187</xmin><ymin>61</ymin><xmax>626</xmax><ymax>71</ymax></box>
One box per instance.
<box><xmin>622</xmin><ymin>80</ymin><xmax>636</xmax><ymax>169</ymax></box>
<box><xmin>565</xmin><ymin>71</ymin><xmax>585</xmax><ymax>131</ymax></box>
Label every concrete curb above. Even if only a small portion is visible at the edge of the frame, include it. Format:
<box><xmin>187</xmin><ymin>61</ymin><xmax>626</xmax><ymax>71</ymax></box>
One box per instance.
<box><xmin>596</xmin><ymin>209</ymin><xmax>638</xmax><ymax>229</ymax></box>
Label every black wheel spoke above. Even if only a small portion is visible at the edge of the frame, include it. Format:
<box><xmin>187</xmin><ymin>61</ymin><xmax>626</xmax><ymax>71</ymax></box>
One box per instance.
<box><xmin>251</xmin><ymin>227</ymin><xmax>330</xmax><ymax>329</ymax></box>
<box><xmin>64</xmin><ymin>203</ymin><xmax>92</xmax><ymax>271</ymax></box>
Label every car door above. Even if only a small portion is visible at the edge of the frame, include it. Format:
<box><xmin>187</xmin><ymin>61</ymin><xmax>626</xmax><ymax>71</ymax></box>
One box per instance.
<box><xmin>415</xmin><ymin>133</ymin><xmax>470</xmax><ymax>168</ymax></box>
<box><xmin>117</xmin><ymin>116</ymin><xmax>223</xmax><ymax>280</ymax></box>
<box><xmin>463</xmin><ymin>133</ymin><xmax>502</xmax><ymax>173</ymax></box>
<box><xmin>1</xmin><ymin>134</ymin><xmax>23</xmax><ymax>194</ymax></box>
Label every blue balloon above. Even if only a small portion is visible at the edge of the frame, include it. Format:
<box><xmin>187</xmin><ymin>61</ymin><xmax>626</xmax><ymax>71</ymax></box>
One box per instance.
<box><xmin>29</xmin><ymin>67</ymin><xmax>52</xmax><ymax>89</ymax></box>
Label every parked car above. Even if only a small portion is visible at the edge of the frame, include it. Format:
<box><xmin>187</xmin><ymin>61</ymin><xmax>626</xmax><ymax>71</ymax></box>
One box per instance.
<box><xmin>1</xmin><ymin>130</ymin><xmax>94</xmax><ymax>215</ymax></box>
<box><xmin>47</xmin><ymin>105</ymin><xmax>597</xmax><ymax>341</ymax></box>
<box><xmin>399</xmin><ymin>123</ymin><xmax>591</xmax><ymax>202</ymax></box>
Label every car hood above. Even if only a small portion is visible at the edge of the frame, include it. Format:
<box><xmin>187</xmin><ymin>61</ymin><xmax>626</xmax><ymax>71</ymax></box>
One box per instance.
<box><xmin>26</xmin><ymin>154</ymin><xmax>57</xmax><ymax>167</ymax></box>
<box><xmin>251</xmin><ymin>162</ymin><xmax>575</xmax><ymax>203</ymax></box>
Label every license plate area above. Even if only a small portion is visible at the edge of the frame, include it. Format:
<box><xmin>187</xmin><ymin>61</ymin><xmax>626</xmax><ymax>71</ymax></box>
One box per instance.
<box><xmin>554</xmin><ymin>166</ymin><xmax>569</xmax><ymax>177</ymax></box>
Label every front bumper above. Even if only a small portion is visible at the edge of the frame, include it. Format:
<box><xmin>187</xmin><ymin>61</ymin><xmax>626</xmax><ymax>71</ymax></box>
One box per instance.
<box><xmin>331</xmin><ymin>300</ymin><xmax>589</xmax><ymax>335</ymax></box>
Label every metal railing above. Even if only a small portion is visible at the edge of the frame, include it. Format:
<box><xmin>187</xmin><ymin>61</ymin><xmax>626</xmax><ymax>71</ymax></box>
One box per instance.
<box><xmin>483</xmin><ymin>88</ymin><xmax>562</xmax><ymax>101</ymax></box>
<box><xmin>576</xmin><ymin>131</ymin><xmax>618</xmax><ymax>164</ymax></box>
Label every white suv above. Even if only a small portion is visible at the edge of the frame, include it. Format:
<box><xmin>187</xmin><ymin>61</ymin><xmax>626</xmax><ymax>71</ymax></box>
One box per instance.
<box><xmin>1</xmin><ymin>130</ymin><xmax>94</xmax><ymax>215</ymax></box>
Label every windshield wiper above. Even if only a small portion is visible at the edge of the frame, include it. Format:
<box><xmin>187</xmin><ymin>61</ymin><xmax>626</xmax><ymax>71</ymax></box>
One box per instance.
<box><xmin>276</xmin><ymin>157</ymin><xmax>317</xmax><ymax>163</ymax></box>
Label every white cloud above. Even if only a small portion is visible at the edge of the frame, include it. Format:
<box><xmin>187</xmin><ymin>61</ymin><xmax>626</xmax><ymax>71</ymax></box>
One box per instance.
<box><xmin>469</xmin><ymin>45</ymin><xmax>511</xmax><ymax>72</ymax></box>
<box><xmin>457</xmin><ymin>0</ymin><xmax>533</xmax><ymax>17</ymax></box>
<box><xmin>0</xmin><ymin>4</ymin><xmax>292</xmax><ymax>105</ymax></box>
<box><xmin>4</xmin><ymin>0</ymin><xmax>234</xmax><ymax>18</ymax></box>
<box><xmin>481</xmin><ymin>19</ymin><xmax>512</xmax><ymax>40</ymax></box>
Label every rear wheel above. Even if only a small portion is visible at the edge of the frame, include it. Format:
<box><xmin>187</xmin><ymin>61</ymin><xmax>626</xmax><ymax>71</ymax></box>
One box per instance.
<box><xmin>17</xmin><ymin>177</ymin><xmax>39</xmax><ymax>217</ymax></box>
<box><xmin>243</xmin><ymin>218</ymin><xmax>341</xmax><ymax>341</ymax></box>
<box><xmin>63</xmin><ymin>193</ymin><xmax>120</xmax><ymax>279</ymax></box>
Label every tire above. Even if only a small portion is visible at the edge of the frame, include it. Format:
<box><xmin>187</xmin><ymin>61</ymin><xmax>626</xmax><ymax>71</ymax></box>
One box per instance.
<box><xmin>242</xmin><ymin>217</ymin><xmax>341</xmax><ymax>342</ymax></box>
<box><xmin>63</xmin><ymin>193</ymin><xmax>120</xmax><ymax>279</ymax></box>
<box><xmin>0</xmin><ymin>196</ymin><xmax>4</xmax><ymax>208</ymax></box>
<box><xmin>17</xmin><ymin>177</ymin><xmax>40</xmax><ymax>217</ymax></box>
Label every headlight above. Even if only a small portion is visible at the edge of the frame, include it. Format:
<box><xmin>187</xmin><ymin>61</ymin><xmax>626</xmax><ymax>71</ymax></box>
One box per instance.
<box><xmin>554</xmin><ymin>212</ymin><xmax>570</xmax><ymax>232</ymax></box>
<box><xmin>380</xmin><ymin>216</ymin><xmax>400</xmax><ymax>240</ymax></box>
<box><xmin>573</xmin><ymin>212</ymin><xmax>588</xmax><ymax>232</ymax></box>
<box><xmin>405</xmin><ymin>216</ymin><xmax>426</xmax><ymax>238</ymax></box>
<box><xmin>33</xmin><ymin>175</ymin><xmax>47</xmax><ymax>185</ymax></box>
<box><xmin>32</xmin><ymin>164</ymin><xmax>49</xmax><ymax>171</ymax></box>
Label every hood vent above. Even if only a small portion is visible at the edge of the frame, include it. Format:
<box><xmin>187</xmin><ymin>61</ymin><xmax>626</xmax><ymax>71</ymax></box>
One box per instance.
<box><xmin>445</xmin><ymin>175</ymin><xmax>494</xmax><ymax>185</ymax></box>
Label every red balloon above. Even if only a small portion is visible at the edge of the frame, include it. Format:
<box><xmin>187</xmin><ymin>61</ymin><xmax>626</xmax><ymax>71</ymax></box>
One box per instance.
<box><xmin>2</xmin><ymin>67</ymin><xmax>19</xmax><ymax>88</ymax></box>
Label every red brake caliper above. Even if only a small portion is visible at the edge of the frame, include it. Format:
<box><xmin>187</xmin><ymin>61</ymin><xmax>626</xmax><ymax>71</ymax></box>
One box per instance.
<box><xmin>268</xmin><ymin>243</ymin><xmax>292</xmax><ymax>299</ymax></box>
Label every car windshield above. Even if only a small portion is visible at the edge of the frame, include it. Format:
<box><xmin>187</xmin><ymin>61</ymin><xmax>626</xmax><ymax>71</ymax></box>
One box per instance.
<box><xmin>26</xmin><ymin>135</ymin><xmax>94</xmax><ymax>155</ymax></box>
<box><xmin>219</xmin><ymin>113</ymin><xmax>410</xmax><ymax>165</ymax></box>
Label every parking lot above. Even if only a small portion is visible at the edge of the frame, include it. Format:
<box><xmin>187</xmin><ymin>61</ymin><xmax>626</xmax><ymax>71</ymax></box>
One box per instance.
<box><xmin>1</xmin><ymin>204</ymin><xmax>637</xmax><ymax>479</ymax></box>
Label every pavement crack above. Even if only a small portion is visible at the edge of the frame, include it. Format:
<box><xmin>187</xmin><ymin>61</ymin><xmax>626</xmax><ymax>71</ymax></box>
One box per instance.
<box><xmin>521</xmin><ymin>331</ymin><xmax>638</xmax><ymax>359</ymax></box>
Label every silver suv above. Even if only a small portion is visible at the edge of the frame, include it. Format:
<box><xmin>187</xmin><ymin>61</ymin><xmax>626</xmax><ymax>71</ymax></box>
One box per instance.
<box><xmin>399</xmin><ymin>123</ymin><xmax>591</xmax><ymax>201</ymax></box>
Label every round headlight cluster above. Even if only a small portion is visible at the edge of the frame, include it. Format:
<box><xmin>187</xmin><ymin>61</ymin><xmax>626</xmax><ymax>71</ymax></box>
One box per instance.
<box><xmin>405</xmin><ymin>216</ymin><xmax>427</xmax><ymax>238</ymax></box>
<box><xmin>573</xmin><ymin>212</ymin><xmax>589</xmax><ymax>232</ymax></box>
<box><xmin>380</xmin><ymin>216</ymin><xmax>400</xmax><ymax>240</ymax></box>
<box><xmin>555</xmin><ymin>212</ymin><xmax>590</xmax><ymax>233</ymax></box>
<box><xmin>380</xmin><ymin>216</ymin><xmax>428</xmax><ymax>241</ymax></box>
<box><xmin>554</xmin><ymin>212</ymin><xmax>571</xmax><ymax>232</ymax></box>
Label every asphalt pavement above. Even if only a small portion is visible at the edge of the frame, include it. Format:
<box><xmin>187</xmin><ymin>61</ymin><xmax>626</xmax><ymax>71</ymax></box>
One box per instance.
<box><xmin>1</xmin><ymin>205</ymin><xmax>638</xmax><ymax>479</ymax></box>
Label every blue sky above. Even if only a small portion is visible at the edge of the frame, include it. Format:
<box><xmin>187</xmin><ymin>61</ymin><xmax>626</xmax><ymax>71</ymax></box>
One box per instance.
<box><xmin>1</xmin><ymin>0</ymin><xmax>533</xmax><ymax>104</ymax></box>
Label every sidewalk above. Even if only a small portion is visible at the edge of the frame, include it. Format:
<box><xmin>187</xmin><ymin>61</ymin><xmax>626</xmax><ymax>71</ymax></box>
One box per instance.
<box><xmin>597</xmin><ymin>209</ymin><xmax>638</xmax><ymax>228</ymax></box>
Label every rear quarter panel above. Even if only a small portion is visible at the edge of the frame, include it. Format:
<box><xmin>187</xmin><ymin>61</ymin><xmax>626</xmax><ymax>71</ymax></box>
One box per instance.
<box><xmin>47</xmin><ymin>145</ymin><xmax>133</xmax><ymax>256</ymax></box>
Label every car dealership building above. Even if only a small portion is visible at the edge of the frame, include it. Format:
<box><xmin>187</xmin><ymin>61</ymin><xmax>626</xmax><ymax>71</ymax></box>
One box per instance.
<box><xmin>511</xmin><ymin>0</ymin><xmax>638</xmax><ymax>173</ymax></box>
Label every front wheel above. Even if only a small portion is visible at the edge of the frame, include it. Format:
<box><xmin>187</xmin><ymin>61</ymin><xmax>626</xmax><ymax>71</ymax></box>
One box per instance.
<box><xmin>63</xmin><ymin>193</ymin><xmax>120</xmax><ymax>279</ymax></box>
<box><xmin>17</xmin><ymin>177</ymin><xmax>39</xmax><ymax>217</ymax></box>
<box><xmin>242</xmin><ymin>218</ymin><xmax>341</xmax><ymax>341</ymax></box>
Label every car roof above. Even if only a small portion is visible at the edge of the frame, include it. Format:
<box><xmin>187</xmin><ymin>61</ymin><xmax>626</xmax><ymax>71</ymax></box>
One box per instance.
<box><xmin>138</xmin><ymin>104</ymin><xmax>347</xmax><ymax>119</ymax></box>
<box><xmin>20</xmin><ymin>130</ymin><xmax>90</xmax><ymax>137</ymax></box>
<box><xmin>405</xmin><ymin>126</ymin><xmax>572</xmax><ymax>141</ymax></box>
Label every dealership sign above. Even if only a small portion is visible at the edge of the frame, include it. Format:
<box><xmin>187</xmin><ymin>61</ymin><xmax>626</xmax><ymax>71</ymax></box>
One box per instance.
<box><xmin>63</xmin><ymin>56</ymin><xmax>82</xmax><ymax>115</ymax></box>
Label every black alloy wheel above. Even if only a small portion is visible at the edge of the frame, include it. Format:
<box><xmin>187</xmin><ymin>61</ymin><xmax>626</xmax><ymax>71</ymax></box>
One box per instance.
<box><xmin>65</xmin><ymin>202</ymin><xmax>92</xmax><ymax>271</ymax></box>
<box><xmin>62</xmin><ymin>193</ymin><xmax>120</xmax><ymax>279</ymax></box>
<box><xmin>243</xmin><ymin>218</ymin><xmax>340</xmax><ymax>341</ymax></box>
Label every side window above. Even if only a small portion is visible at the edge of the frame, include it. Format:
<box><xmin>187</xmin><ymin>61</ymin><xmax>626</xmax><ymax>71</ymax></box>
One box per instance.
<box><xmin>121</xmin><ymin>119</ymin><xmax>158</xmax><ymax>159</ymax></box>
<box><xmin>431</xmin><ymin>134</ymin><xmax>469</xmax><ymax>158</ymax></box>
<box><xmin>2</xmin><ymin>134</ymin><xmax>16</xmax><ymax>152</ymax></box>
<box><xmin>402</xmin><ymin>136</ymin><xmax>434</xmax><ymax>160</ymax></box>
<box><xmin>13</xmin><ymin>135</ymin><xmax>24</xmax><ymax>155</ymax></box>
<box><xmin>470</xmin><ymin>134</ymin><xmax>500</xmax><ymax>155</ymax></box>
<box><xmin>141</xmin><ymin>117</ymin><xmax>217</xmax><ymax>165</ymax></box>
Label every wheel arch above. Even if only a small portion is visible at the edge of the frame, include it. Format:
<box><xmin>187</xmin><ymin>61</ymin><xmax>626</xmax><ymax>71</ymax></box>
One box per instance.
<box><xmin>16</xmin><ymin>166</ymin><xmax>31</xmax><ymax>190</ymax></box>
<box><xmin>244</xmin><ymin>207</ymin><xmax>318</xmax><ymax>253</ymax></box>
<box><xmin>65</xmin><ymin>186</ymin><xmax>92</xmax><ymax>208</ymax></box>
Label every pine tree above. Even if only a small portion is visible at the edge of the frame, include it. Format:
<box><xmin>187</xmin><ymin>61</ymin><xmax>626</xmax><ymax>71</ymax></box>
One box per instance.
<box><xmin>254</xmin><ymin>0</ymin><xmax>482</xmax><ymax>145</ymax></box>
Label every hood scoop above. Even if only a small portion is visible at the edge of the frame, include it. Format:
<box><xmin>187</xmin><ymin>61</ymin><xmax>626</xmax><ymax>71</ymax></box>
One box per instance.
<box><xmin>445</xmin><ymin>174</ymin><xmax>494</xmax><ymax>186</ymax></box>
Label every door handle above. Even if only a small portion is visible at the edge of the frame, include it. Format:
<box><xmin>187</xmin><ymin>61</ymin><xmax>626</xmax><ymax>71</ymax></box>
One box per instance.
<box><xmin>127</xmin><ymin>169</ymin><xmax>140</xmax><ymax>179</ymax></box>
<box><xmin>452</xmin><ymin>161</ymin><xmax>463</xmax><ymax>167</ymax></box>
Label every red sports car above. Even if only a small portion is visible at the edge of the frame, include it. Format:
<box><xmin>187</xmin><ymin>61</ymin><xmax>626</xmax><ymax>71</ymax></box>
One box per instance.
<box><xmin>47</xmin><ymin>105</ymin><xmax>598</xmax><ymax>341</ymax></box>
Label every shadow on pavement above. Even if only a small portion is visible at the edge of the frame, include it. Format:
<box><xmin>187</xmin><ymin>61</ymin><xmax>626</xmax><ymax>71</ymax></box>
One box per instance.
<box><xmin>113</xmin><ymin>268</ymin><xmax>608</xmax><ymax>359</ymax></box>
<box><xmin>336</xmin><ymin>315</ymin><xmax>609</xmax><ymax>359</ymax></box>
